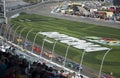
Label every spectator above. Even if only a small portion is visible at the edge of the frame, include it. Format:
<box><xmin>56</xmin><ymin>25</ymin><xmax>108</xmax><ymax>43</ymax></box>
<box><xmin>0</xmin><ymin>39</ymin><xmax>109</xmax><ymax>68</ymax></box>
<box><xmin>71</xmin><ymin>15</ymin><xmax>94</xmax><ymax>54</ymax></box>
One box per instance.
<box><xmin>19</xmin><ymin>59</ymin><xmax>28</xmax><ymax>75</ymax></box>
<box><xmin>0</xmin><ymin>59</ymin><xmax>7</xmax><ymax>77</ymax></box>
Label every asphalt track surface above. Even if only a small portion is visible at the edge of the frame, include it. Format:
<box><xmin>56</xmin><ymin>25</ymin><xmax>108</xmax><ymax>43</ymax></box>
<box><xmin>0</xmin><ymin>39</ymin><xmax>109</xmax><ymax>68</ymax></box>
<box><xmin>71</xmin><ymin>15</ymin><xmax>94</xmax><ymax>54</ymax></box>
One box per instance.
<box><xmin>25</xmin><ymin>2</ymin><xmax>120</xmax><ymax>29</ymax></box>
<box><xmin>6</xmin><ymin>0</ymin><xmax>28</xmax><ymax>7</ymax></box>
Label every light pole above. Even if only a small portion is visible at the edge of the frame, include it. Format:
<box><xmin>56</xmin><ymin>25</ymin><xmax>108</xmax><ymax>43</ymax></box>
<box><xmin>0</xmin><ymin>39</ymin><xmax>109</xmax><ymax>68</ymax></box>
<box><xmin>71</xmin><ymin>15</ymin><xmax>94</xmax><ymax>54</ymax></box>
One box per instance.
<box><xmin>50</xmin><ymin>39</ymin><xmax>58</xmax><ymax>61</ymax></box>
<box><xmin>3</xmin><ymin>0</ymin><xmax>7</xmax><ymax>24</ymax></box>
<box><xmin>25</xmin><ymin>28</ymin><xmax>33</xmax><ymax>49</ymax></box>
<box><xmin>98</xmin><ymin>48</ymin><xmax>112</xmax><ymax>78</ymax></box>
<box><xmin>40</xmin><ymin>36</ymin><xmax>47</xmax><ymax>57</ymax></box>
<box><xmin>8</xmin><ymin>24</ymin><xmax>16</xmax><ymax>41</ymax></box>
<box><xmin>17</xmin><ymin>27</ymin><xmax>27</xmax><ymax>44</ymax></box>
<box><xmin>13</xmin><ymin>26</ymin><xmax>21</xmax><ymax>42</ymax></box>
<box><xmin>31</xmin><ymin>32</ymin><xmax>40</xmax><ymax>53</ymax></box>
<box><xmin>63</xmin><ymin>43</ymin><xmax>71</xmax><ymax>67</ymax></box>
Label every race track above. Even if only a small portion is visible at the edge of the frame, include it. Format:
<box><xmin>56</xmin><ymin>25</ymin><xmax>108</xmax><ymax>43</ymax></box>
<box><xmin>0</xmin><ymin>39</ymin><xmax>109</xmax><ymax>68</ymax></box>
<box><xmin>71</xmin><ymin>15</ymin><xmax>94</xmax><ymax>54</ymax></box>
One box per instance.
<box><xmin>25</xmin><ymin>2</ymin><xmax>120</xmax><ymax>29</ymax></box>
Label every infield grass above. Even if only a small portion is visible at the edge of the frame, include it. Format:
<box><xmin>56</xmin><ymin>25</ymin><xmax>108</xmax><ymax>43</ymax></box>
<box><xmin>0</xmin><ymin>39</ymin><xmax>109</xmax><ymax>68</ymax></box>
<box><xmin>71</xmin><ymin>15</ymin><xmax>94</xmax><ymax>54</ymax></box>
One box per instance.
<box><xmin>11</xmin><ymin>13</ymin><xmax>120</xmax><ymax>78</ymax></box>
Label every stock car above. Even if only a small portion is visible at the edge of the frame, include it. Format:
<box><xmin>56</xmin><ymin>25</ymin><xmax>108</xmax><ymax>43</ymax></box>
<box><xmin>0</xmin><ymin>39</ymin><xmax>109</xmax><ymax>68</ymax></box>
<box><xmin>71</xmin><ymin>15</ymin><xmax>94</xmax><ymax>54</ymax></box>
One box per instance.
<box><xmin>67</xmin><ymin>62</ymin><xmax>82</xmax><ymax>71</ymax></box>
<box><xmin>33</xmin><ymin>46</ymin><xmax>41</xmax><ymax>53</ymax></box>
<box><xmin>55</xmin><ymin>56</ymin><xmax>64</xmax><ymax>63</ymax></box>
<box><xmin>43</xmin><ymin>52</ymin><xmax>55</xmax><ymax>58</ymax></box>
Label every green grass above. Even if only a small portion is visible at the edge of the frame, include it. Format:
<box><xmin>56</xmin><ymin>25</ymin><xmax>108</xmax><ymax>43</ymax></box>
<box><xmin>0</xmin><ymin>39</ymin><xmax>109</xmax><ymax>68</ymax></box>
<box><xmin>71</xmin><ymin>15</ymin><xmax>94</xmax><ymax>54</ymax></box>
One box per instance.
<box><xmin>11</xmin><ymin>13</ymin><xmax>120</xmax><ymax>78</ymax></box>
